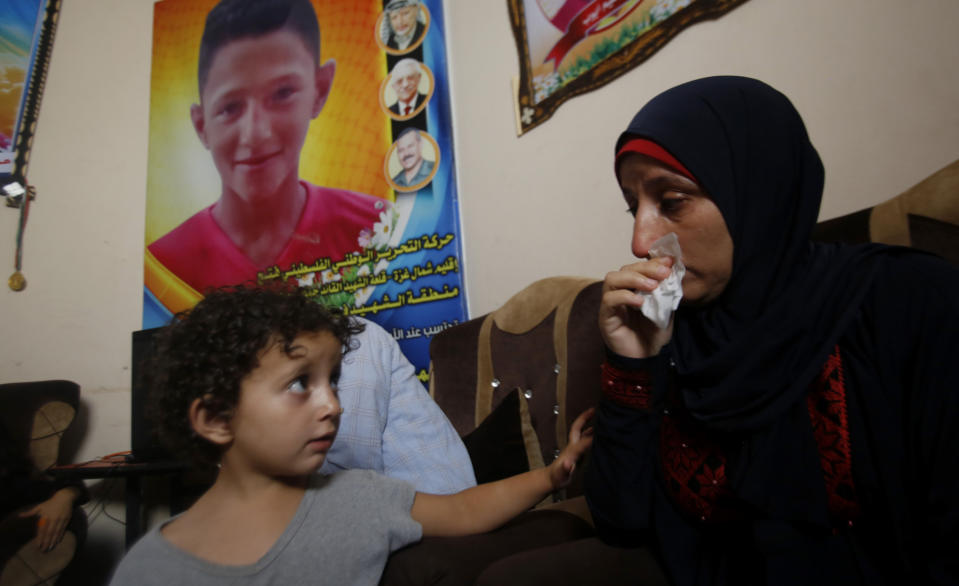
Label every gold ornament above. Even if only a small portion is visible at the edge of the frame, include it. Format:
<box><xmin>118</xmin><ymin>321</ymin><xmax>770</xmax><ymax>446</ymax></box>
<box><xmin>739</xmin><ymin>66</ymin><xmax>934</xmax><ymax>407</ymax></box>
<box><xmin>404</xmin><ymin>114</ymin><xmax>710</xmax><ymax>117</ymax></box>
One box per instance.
<box><xmin>8</xmin><ymin>271</ymin><xmax>26</xmax><ymax>291</ymax></box>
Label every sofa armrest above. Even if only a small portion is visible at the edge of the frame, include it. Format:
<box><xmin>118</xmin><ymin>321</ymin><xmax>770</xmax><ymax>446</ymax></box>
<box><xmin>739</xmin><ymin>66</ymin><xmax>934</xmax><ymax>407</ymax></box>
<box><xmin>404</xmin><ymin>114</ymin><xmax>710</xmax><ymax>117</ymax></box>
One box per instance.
<box><xmin>429</xmin><ymin>277</ymin><xmax>604</xmax><ymax>500</ymax></box>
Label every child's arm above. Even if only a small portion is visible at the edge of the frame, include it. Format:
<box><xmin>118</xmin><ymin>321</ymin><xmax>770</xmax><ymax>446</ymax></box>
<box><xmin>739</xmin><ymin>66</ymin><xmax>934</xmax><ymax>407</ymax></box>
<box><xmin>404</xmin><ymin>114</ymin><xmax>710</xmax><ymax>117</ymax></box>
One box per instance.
<box><xmin>411</xmin><ymin>408</ymin><xmax>594</xmax><ymax>537</ymax></box>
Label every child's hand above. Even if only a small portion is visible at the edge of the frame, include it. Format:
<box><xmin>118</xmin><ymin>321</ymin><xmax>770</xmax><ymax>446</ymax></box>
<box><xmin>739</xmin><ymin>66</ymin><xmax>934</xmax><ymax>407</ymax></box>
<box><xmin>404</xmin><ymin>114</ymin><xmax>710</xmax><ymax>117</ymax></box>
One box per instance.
<box><xmin>414</xmin><ymin>407</ymin><xmax>595</xmax><ymax>537</ymax></box>
<box><xmin>548</xmin><ymin>408</ymin><xmax>595</xmax><ymax>490</ymax></box>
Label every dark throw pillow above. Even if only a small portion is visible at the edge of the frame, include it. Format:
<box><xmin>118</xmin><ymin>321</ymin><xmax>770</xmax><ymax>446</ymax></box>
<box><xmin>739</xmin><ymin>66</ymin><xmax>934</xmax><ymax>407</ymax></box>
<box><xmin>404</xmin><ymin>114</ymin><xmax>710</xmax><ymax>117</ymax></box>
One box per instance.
<box><xmin>461</xmin><ymin>389</ymin><xmax>536</xmax><ymax>484</ymax></box>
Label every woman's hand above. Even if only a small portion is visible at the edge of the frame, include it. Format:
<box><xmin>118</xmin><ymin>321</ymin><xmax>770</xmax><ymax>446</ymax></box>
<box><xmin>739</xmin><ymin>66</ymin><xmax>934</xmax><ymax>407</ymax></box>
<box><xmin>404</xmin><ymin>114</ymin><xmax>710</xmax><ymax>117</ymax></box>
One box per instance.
<box><xmin>548</xmin><ymin>408</ymin><xmax>595</xmax><ymax>490</ymax></box>
<box><xmin>599</xmin><ymin>257</ymin><xmax>675</xmax><ymax>358</ymax></box>
<box><xmin>18</xmin><ymin>487</ymin><xmax>79</xmax><ymax>552</ymax></box>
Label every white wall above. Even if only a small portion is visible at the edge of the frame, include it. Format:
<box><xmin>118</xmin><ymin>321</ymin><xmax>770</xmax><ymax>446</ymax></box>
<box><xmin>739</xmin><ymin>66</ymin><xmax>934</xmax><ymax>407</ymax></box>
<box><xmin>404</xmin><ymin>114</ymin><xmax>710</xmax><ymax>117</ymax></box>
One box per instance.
<box><xmin>0</xmin><ymin>0</ymin><xmax>956</xmax><ymax>575</ymax></box>
<box><xmin>1</xmin><ymin>0</ymin><xmax>152</xmax><ymax>455</ymax></box>
<box><xmin>448</xmin><ymin>0</ymin><xmax>959</xmax><ymax>315</ymax></box>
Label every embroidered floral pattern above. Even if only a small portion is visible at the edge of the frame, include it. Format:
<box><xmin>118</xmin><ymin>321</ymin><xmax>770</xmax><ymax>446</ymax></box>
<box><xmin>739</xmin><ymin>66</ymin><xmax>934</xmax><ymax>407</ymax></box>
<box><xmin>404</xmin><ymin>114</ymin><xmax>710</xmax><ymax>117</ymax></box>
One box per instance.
<box><xmin>807</xmin><ymin>346</ymin><xmax>860</xmax><ymax>526</ymax></box>
<box><xmin>658</xmin><ymin>345</ymin><xmax>860</xmax><ymax>527</ymax></box>
<box><xmin>660</xmin><ymin>400</ymin><xmax>736</xmax><ymax>523</ymax></box>
<box><xmin>600</xmin><ymin>361</ymin><xmax>652</xmax><ymax>410</ymax></box>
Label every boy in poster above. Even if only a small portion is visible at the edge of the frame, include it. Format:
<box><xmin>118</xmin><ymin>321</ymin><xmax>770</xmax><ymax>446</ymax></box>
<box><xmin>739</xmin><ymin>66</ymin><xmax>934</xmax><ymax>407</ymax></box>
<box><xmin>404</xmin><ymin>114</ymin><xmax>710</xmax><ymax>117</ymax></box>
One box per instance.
<box><xmin>146</xmin><ymin>0</ymin><xmax>467</xmax><ymax>381</ymax></box>
<box><xmin>147</xmin><ymin>0</ymin><xmax>388</xmax><ymax>297</ymax></box>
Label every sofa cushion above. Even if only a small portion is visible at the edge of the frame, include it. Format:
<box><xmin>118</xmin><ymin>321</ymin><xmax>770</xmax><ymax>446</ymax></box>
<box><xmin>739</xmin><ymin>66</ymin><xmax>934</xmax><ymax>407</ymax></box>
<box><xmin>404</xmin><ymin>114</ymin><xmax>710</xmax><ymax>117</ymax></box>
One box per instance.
<box><xmin>0</xmin><ymin>520</ymin><xmax>76</xmax><ymax>585</ymax></box>
<box><xmin>0</xmin><ymin>381</ymin><xmax>80</xmax><ymax>473</ymax></box>
<box><xmin>461</xmin><ymin>389</ymin><xmax>543</xmax><ymax>484</ymax></box>
<box><xmin>813</xmin><ymin>158</ymin><xmax>959</xmax><ymax>266</ymax></box>
<box><xmin>29</xmin><ymin>401</ymin><xmax>76</xmax><ymax>471</ymax></box>
<box><xmin>908</xmin><ymin>213</ymin><xmax>959</xmax><ymax>265</ymax></box>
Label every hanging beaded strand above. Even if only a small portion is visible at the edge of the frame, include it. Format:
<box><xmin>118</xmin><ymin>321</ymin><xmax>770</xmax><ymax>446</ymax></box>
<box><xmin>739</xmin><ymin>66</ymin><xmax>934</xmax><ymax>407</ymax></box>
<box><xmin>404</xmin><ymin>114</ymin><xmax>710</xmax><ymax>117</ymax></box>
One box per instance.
<box><xmin>8</xmin><ymin>185</ymin><xmax>33</xmax><ymax>291</ymax></box>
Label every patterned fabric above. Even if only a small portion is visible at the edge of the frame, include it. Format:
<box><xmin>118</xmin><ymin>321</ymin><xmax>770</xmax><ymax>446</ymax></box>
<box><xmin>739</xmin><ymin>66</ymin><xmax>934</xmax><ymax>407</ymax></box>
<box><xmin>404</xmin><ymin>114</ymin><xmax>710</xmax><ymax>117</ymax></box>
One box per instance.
<box><xmin>601</xmin><ymin>347</ymin><xmax>860</xmax><ymax>527</ymax></box>
<box><xmin>600</xmin><ymin>362</ymin><xmax>652</xmax><ymax>410</ymax></box>
<box><xmin>806</xmin><ymin>346</ymin><xmax>861</xmax><ymax>528</ymax></box>
<box><xmin>659</xmin><ymin>401</ymin><xmax>739</xmax><ymax>523</ymax></box>
<box><xmin>318</xmin><ymin>318</ymin><xmax>476</xmax><ymax>495</ymax></box>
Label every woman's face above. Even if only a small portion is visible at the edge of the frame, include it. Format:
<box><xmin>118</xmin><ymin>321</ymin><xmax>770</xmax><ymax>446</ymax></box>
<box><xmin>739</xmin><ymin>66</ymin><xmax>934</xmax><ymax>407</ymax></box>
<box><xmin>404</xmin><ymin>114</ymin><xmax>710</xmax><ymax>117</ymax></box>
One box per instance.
<box><xmin>618</xmin><ymin>153</ymin><xmax>734</xmax><ymax>306</ymax></box>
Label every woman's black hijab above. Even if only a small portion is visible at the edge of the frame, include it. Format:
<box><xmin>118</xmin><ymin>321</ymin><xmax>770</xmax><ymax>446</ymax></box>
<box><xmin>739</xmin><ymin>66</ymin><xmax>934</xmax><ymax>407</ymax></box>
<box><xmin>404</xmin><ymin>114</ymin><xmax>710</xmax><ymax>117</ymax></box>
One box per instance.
<box><xmin>619</xmin><ymin>76</ymin><xmax>886</xmax><ymax>431</ymax></box>
<box><xmin>617</xmin><ymin>76</ymin><xmax>891</xmax><ymax>524</ymax></box>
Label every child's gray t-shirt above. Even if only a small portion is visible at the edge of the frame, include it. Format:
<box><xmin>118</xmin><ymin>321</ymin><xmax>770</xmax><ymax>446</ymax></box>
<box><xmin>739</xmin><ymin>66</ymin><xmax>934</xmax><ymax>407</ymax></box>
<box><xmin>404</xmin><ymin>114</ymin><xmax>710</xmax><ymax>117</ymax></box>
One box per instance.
<box><xmin>109</xmin><ymin>470</ymin><xmax>421</xmax><ymax>585</ymax></box>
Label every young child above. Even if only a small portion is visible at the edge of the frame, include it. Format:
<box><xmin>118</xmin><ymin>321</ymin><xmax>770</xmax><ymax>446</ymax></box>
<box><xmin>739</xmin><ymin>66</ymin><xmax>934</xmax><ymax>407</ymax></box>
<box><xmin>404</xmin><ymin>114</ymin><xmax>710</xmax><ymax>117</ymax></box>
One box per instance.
<box><xmin>108</xmin><ymin>287</ymin><xmax>593</xmax><ymax>585</ymax></box>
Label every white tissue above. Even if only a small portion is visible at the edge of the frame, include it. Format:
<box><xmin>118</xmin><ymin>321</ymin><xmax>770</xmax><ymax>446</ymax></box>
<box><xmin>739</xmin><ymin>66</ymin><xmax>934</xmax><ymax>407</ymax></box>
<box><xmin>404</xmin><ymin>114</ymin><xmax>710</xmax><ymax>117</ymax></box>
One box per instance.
<box><xmin>639</xmin><ymin>232</ymin><xmax>685</xmax><ymax>329</ymax></box>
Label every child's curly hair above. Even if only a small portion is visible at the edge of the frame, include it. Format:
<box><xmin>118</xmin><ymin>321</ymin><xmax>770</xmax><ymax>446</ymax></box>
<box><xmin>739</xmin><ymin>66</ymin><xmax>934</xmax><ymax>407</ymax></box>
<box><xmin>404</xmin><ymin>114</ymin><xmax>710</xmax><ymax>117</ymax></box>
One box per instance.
<box><xmin>145</xmin><ymin>285</ymin><xmax>364</xmax><ymax>467</ymax></box>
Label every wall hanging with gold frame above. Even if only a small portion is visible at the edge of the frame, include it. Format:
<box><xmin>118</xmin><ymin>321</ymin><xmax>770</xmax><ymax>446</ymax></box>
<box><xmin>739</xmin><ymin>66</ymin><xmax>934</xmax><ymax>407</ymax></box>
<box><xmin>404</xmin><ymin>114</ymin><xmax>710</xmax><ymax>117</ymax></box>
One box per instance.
<box><xmin>509</xmin><ymin>0</ymin><xmax>749</xmax><ymax>135</ymax></box>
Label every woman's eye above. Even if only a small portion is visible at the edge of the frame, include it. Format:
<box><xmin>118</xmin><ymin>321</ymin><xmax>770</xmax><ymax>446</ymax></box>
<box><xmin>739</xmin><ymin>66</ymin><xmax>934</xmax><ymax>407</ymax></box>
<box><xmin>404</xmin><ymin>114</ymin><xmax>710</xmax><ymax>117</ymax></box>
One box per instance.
<box><xmin>287</xmin><ymin>376</ymin><xmax>309</xmax><ymax>394</ymax></box>
<box><xmin>660</xmin><ymin>196</ymin><xmax>687</xmax><ymax>214</ymax></box>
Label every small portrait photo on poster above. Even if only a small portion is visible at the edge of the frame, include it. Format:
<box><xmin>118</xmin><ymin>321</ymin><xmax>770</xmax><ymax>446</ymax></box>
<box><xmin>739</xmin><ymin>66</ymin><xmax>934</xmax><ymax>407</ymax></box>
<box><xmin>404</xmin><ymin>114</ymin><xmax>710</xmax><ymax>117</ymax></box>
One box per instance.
<box><xmin>380</xmin><ymin>58</ymin><xmax>433</xmax><ymax>121</ymax></box>
<box><xmin>385</xmin><ymin>128</ymin><xmax>439</xmax><ymax>193</ymax></box>
<box><xmin>376</xmin><ymin>0</ymin><xmax>430</xmax><ymax>54</ymax></box>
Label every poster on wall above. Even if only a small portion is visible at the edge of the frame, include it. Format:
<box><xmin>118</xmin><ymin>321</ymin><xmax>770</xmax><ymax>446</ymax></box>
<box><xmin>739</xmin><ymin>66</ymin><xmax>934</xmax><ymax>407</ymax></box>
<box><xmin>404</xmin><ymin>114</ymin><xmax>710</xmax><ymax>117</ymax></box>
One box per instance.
<box><xmin>509</xmin><ymin>0</ymin><xmax>749</xmax><ymax>135</ymax></box>
<box><xmin>144</xmin><ymin>0</ymin><xmax>467</xmax><ymax>384</ymax></box>
<box><xmin>0</xmin><ymin>0</ymin><xmax>60</xmax><ymax>186</ymax></box>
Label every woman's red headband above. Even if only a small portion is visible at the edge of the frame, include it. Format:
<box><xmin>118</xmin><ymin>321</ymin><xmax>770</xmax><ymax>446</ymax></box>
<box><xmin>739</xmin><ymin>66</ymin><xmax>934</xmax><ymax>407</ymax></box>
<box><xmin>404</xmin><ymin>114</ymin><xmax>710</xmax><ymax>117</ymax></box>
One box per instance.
<box><xmin>615</xmin><ymin>138</ymin><xmax>696</xmax><ymax>183</ymax></box>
